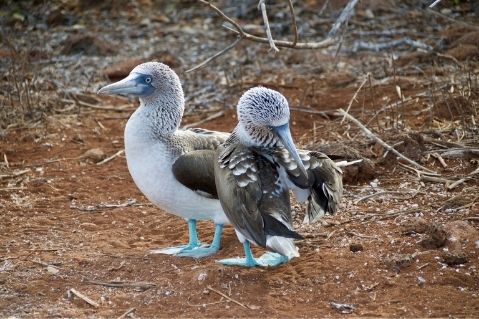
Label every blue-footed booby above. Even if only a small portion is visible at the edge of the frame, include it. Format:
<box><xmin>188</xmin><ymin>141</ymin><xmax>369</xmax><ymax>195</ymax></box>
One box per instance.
<box><xmin>214</xmin><ymin>87</ymin><xmax>343</xmax><ymax>267</ymax></box>
<box><xmin>97</xmin><ymin>62</ymin><xmax>229</xmax><ymax>258</ymax></box>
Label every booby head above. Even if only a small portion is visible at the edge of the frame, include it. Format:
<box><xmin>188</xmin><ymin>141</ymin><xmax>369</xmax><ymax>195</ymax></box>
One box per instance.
<box><xmin>98</xmin><ymin>61</ymin><xmax>184</xmax><ymax>105</ymax></box>
<box><xmin>237</xmin><ymin>87</ymin><xmax>307</xmax><ymax>176</ymax></box>
<box><xmin>97</xmin><ymin>62</ymin><xmax>185</xmax><ymax>133</ymax></box>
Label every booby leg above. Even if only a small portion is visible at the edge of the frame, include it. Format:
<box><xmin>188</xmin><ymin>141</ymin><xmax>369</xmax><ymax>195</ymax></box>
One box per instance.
<box><xmin>150</xmin><ymin>219</ymin><xmax>206</xmax><ymax>255</ymax></box>
<box><xmin>177</xmin><ymin>223</ymin><xmax>224</xmax><ymax>258</ymax></box>
<box><xmin>217</xmin><ymin>241</ymin><xmax>258</xmax><ymax>267</ymax></box>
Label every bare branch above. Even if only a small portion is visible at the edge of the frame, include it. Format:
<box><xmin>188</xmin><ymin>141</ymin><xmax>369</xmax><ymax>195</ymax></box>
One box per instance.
<box><xmin>198</xmin><ymin>0</ymin><xmax>245</xmax><ymax>37</ymax></box>
<box><xmin>224</xmin><ymin>25</ymin><xmax>335</xmax><ymax>49</ymax></box>
<box><xmin>287</xmin><ymin>0</ymin><xmax>299</xmax><ymax>46</ymax></box>
<box><xmin>258</xmin><ymin>0</ymin><xmax>279</xmax><ymax>53</ymax></box>
<box><xmin>328</xmin><ymin>0</ymin><xmax>359</xmax><ymax>38</ymax></box>
<box><xmin>199</xmin><ymin>1</ymin><xmax>336</xmax><ymax>50</ymax></box>
<box><xmin>429</xmin><ymin>0</ymin><xmax>442</xmax><ymax>8</ymax></box>
<box><xmin>186</xmin><ymin>37</ymin><xmax>242</xmax><ymax>73</ymax></box>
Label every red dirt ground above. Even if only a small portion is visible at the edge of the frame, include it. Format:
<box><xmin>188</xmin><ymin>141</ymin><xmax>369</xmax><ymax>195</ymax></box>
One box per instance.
<box><xmin>1</xmin><ymin>1</ymin><xmax>479</xmax><ymax>318</ymax></box>
<box><xmin>1</xmin><ymin>84</ymin><xmax>478</xmax><ymax>317</ymax></box>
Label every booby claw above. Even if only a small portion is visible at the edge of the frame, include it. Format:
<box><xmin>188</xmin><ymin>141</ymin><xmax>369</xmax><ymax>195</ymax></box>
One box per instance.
<box><xmin>216</xmin><ymin>242</ymin><xmax>288</xmax><ymax>267</ymax></box>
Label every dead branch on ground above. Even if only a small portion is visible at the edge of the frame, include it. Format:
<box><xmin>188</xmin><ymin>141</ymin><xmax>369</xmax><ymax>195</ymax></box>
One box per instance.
<box><xmin>341</xmin><ymin>74</ymin><xmax>369</xmax><ymax>123</ymax></box>
<box><xmin>339</xmin><ymin>109</ymin><xmax>438</xmax><ymax>175</ymax></box>
<box><xmin>86</xmin><ymin>280</ymin><xmax>156</xmax><ymax>291</ymax></box>
<box><xmin>70</xmin><ymin>198</ymin><xmax>138</xmax><ymax>212</ymax></box>
<box><xmin>117</xmin><ymin>308</ymin><xmax>136</xmax><ymax>319</ymax></box>
<box><xmin>66</xmin><ymin>288</ymin><xmax>99</xmax><ymax>308</ymax></box>
<box><xmin>351</xmin><ymin>38</ymin><xmax>433</xmax><ymax>52</ymax></box>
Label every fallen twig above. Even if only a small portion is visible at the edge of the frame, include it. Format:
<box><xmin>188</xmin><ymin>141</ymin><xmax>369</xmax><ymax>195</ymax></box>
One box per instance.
<box><xmin>86</xmin><ymin>280</ymin><xmax>156</xmax><ymax>291</ymax></box>
<box><xmin>0</xmin><ymin>187</ymin><xmax>26</xmax><ymax>191</ymax></box>
<box><xmin>117</xmin><ymin>308</ymin><xmax>136</xmax><ymax>319</ymax></box>
<box><xmin>351</xmin><ymin>38</ymin><xmax>433</xmax><ymax>52</ymax></box>
<box><xmin>339</xmin><ymin>109</ymin><xmax>437</xmax><ymax>174</ymax></box>
<box><xmin>426</xmin><ymin>8</ymin><xmax>479</xmax><ymax>31</ymax></box>
<box><xmin>187</xmin><ymin>298</ymin><xmax>225</xmax><ymax>307</ymax></box>
<box><xmin>0</xmin><ymin>168</ymin><xmax>30</xmax><ymax>179</ymax></box>
<box><xmin>347</xmin><ymin>231</ymin><xmax>378</xmax><ymax>240</ymax></box>
<box><xmin>417</xmin><ymin>262</ymin><xmax>430</xmax><ymax>270</ymax></box>
<box><xmin>206</xmin><ymin>285</ymin><xmax>249</xmax><ymax>309</ymax></box>
<box><xmin>70</xmin><ymin>198</ymin><xmax>137</xmax><ymax>212</ymax></box>
<box><xmin>341</xmin><ymin>74</ymin><xmax>369</xmax><ymax>123</ymax></box>
<box><xmin>3</xmin><ymin>153</ymin><xmax>9</xmax><ymax>168</ymax></box>
<box><xmin>355</xmin><ymin>190</ymin><xmax>410</xmax><ymax>204</ymax></box>
<box><xmin>67</xmin><ymin>288</ymin><xmax>99</xmax><ymax>308</ymax></box>
<box><xmin>62</xmin><ymin>98</ymin><xmax>134</xmax><ymax>112</ymax></box>
<box><xmin>431</xmin><ymin>152</ymin><xmax>447</xmax><ymax>168</ymax></box>
<box><xmin>96</xmin><ymin>149</ymin><xmax>124</xmax><ymax>165</ymax></box>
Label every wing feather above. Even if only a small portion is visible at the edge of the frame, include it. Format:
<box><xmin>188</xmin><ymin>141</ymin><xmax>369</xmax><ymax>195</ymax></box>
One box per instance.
<box><xmin>215</xmin><ymin>143</ymin><xmax>302</xmax><ymax>248</ymax></box>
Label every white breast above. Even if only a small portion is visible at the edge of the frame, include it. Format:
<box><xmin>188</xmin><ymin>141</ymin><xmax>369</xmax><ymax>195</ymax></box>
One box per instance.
<box><xmin>124</xmin><ymin>110</ymin><xmax>228</xmax><ymax>224</ymax></box>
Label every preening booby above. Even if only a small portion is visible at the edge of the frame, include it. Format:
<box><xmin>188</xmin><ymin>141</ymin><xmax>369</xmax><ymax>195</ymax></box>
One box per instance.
<box><xmin>215</xmin><ymin>87</ymin><xmax>343</xmax><ymax>267</ymax></box>
<box><xmin>97</xmin><ymin>62</ymin><xmax>229</xmax><ymax>258</ymax></box>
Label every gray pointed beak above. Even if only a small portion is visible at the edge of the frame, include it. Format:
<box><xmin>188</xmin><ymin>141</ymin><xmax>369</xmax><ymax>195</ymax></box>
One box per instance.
<box><xmin>272</xmin><ymin>123</ymin><xmax>308</xmax><ymax>177</ymax></box>
<box><xmin>97</xmin><ymin>73</ymin><xmax>152</xmax><ymax>96</ymax></box>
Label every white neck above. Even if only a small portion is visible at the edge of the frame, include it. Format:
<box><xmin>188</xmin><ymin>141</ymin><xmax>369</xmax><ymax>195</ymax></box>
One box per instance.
<box><xmin>137</xmin><ymin>83</ymin><xmax>185</xmax><ymax>136</ymax></box>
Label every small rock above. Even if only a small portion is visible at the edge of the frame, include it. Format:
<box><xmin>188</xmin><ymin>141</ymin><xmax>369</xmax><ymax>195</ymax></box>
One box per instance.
<box><xmin>197</xmin><ymin>273</ymin><xmax>208</xmax><ymax>281</ymax></box>
<box><xmin>80</xmin><ymin>148</ymin><xmax>106</xmax><ymax>163</ymax></box>
<box><xmin>47</xmin><ymin>265</ymin><xmax>59</xmax><ymax>275</ymax></box>
<box><xmin>330</xmin><ymin>301</ymin><xmax>355</xmax><ymax>314</ymax></box>
<box><xmin>384</xmin><ymin>253</ymin><xmax>415</xmax><ymax>270</ymax></box>
<box><xmin>420</xmin><ymin>223</ymin><xmax>447</xmax><ymax>249</ymax></box>
<box><xmin>416</xmin><ymin>276</ymin><xmax>426</xmax><ymax>286</ymax></box>
<box><xmin>402</xmin><ymin>217</ymin><xmax>429</xmax><ymax>234</ymax></box>
<box><xmin>442</xmin><ymin>252</ymin><xmax>468</xmax><ymax>266</ymax></box>
<box><xmin>349</xmin><ymin>243</ymin><xmax>363</xmax><ymax>252</ymax></box>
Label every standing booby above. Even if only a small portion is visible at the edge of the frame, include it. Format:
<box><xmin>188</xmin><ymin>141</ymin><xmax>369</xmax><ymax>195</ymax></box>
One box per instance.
<box><xmin>214</xmin><ymin>87</ymin><xmax>343</xmax><ymax>267</ymax></box>
<box><xmin>97</xmin><ymin>62</ymin><xmax>229</xmax><ymax>258</ymax></box>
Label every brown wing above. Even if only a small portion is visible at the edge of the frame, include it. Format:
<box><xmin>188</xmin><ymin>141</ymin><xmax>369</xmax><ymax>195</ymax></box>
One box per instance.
<box><xmin>304</xmin><ymin>151</ymin><xmax>343</xmax><ymax>223</ymax></box>
<box><xmin>215</xmin><ymin>142</ymin><xmax>301</xmax><ymax>248</ymax></box>
<box><xmin>274</xmin><ymin>148</ymin><xmax>343</xmax><ymax>223</ymax></box>
<box><xmin>172</xmin><ymin>150</ymin><xmax>218</xmax><ymax>199</ymax></box>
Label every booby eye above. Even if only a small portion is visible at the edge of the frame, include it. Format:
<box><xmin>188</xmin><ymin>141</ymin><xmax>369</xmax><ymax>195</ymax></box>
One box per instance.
<box><xmin>145</xmin><ymin>77</ymin><xmax>152</xmax><ymax>84</ymax></box>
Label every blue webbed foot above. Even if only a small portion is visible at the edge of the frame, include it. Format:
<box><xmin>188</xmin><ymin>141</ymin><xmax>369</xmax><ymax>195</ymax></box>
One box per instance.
<box><xmin>176</xmin><ymin>245</ymin><xmax>220</xmax><ymax>258</ymax></box>
<box><xmin>217</xmin><ymin>241</ymin><xmax>288</xmax><ymax>268</ymax></box>
<box><xmin>150</xmin><ymin>222</ymin><xmax>224</xmax><ymax>259</ymax></box>
<box><xmin>177</xmin><ymin>223</ymin><xmax>224</xmax><ymax>258</ymax></box>
<box><xmin>149</xmin><ymin>219</ymin><xmax>205</xmax><ymax>255</ymax></box>
<box><xmin>255</xmin><ymin>252</ymin><xmax>289</xmax><ymax>267</ymax></box>
<box><xmin>149</xmin><ymin>242</ymin><xmax>207</xmax><ymax>255</ymax></box>
<box><xmin>216</xmin><ymin>256</ymin><xmax>259</xmax><ymax>267</ymax></box>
